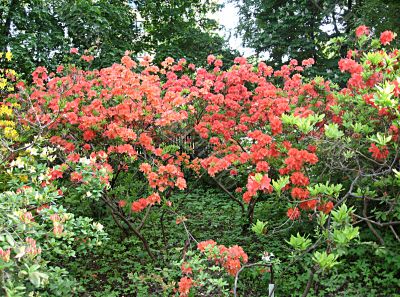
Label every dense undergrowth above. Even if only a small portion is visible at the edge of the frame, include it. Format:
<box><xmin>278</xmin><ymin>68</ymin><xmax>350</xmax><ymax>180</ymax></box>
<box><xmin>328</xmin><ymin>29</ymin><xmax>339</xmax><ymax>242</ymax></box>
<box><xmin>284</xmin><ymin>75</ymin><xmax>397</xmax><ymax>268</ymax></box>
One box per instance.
<box><xmin>67</xmin><ymin>185</ymin><xmax>400</xmax><ymax>296</ymax></box>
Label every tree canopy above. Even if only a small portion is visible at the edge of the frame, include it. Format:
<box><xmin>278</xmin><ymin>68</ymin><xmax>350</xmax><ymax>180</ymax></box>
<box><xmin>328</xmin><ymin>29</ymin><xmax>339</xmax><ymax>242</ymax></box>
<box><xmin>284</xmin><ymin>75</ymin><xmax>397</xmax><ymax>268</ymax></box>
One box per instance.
<box><xmin>234</xmin><ymin>0</ymin><xmax>400</xmax><ymax>77</ymax></box>
<box><xmin>0</xmin><ymin>0</ymin><xmax>140</xmax><ymax>75</ymax></box>
<box><xmin>0</xmin><ymin>0</ymin><xmax>236</xmax><ymax>77</ymax></box>
<box><xmin>134</xmin><ymin>0</ymin><xmax>237</xmax><ymax>65</ymax></box>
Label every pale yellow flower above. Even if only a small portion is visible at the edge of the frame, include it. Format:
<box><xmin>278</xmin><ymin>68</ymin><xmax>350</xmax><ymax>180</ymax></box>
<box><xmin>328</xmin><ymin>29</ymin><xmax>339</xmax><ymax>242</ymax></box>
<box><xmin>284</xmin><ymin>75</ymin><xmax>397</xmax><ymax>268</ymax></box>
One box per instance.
<box><xmin>5</xmin><ymin>51</ymin><xmax>12</xmax><ymax>61</ymax></box>
<box><xmin>0</xmin><ymin>105</ymin><xmax>13</xmax><ymax>116</ymax></box>
<box><xmin>0</xmin><ymin>78</ymin><xmax>7</xmax><ymax>90</ymax></box>
<box><xmin>0</xmin><ymin>120</ymin><xmax>15</xmax><ymax>127</ymax></box>
<box><xmin>19</xmin><ymin>175</ymin><xmax>29</xmax><ymax>182</ymax></box>
<box><xmin>4</xmin><ymin>127</ymin><xmax>19</xmax><ymax>140</ymax></box>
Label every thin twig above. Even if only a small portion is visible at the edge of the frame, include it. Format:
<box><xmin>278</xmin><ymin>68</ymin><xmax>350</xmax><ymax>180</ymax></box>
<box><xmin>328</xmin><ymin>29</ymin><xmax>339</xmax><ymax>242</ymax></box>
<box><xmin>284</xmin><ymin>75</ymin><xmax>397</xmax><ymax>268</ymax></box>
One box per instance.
<box><xmin>389</xmin><ymin>225</ymin><xmax>400</xmax><ymax>242</ymax></box>
<box><xmin>363</xmin><ymin>198</ymin><xmax>385</xmax><ymax>245</ymax></box>
<box><xmin>233</xmin><ymin>263</ymin><xmax>272</xmax><ymax>297</ymax></box>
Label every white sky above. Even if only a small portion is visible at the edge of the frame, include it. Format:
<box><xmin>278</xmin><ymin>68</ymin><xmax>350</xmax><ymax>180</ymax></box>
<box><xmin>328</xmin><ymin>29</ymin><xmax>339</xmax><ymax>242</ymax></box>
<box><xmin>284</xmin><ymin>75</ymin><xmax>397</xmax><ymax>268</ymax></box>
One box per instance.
<box><xmin>215</xmin><ymin>0</ymin><xmax>255</xmax><ymax>57</ymax></box>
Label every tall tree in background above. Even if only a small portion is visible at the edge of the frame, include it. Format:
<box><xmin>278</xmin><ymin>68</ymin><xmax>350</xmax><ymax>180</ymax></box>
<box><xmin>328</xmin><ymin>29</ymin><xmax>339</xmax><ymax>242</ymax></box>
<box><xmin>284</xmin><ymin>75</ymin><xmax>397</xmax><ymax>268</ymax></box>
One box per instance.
<box><xmin>355</xmin><ymin>0</ymin><xmax>400</xmax><ymax>35</ymax></box>
<box><xmin>234</xmin><ymin>0</ymin><xmax>400</xmax><ymax>78</ymax></box>
<box><xmin>0</xmin><ymin>0</ymin><xmax>140</xmax><ymax>75</ymax></box>
<box><xmin>134</xmin><ymin>0</ymin><xmax>237</xmax><ymax>66</ymax></box>
<box><xmin>0</xmin><ymin>0</ymin><xmax>236</xmax><ymax>77</ymax></box>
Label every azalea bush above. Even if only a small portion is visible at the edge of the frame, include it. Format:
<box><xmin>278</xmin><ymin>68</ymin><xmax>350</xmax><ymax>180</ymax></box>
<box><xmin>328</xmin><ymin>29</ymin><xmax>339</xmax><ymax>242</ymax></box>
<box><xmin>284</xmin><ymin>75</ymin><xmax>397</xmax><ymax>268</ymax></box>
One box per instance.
<box><xmin>0</xmin><ymin>142</ymin><xmax>108</xmax><ymax>296</ymax></box>
<box><xmin>305</xmin><ymin>29</ymin><xmax>400</xmax><ymax>248</ymax></box>
<box><xmin>0</xmin><ymin>92</ymin><xmax>108</xmax><ymax>296</ymax></box>
<box><xmin>131</xmin><ymin>241</ymin><xmax>246</xmax><ymax>297</ymax></box>
<box><xmin>0</xmin><ymin>27</ymin><xmax>399</xmax><ymax>296</ymax></box>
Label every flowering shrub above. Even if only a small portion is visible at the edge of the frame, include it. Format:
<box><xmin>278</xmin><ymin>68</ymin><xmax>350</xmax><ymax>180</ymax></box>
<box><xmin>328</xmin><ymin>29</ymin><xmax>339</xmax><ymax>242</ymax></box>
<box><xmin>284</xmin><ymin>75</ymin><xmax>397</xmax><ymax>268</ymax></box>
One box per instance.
<box><xmin>173</xmin><ymin>240</ymin><xmax>249</xmax><ymax>297</ymax></box>
<box><xmin>9</xmin><ymin>48</ymin><xmax>332</xmax><ymax>237</ymax></box>
<box><xmin>0</xmin><ymin>51</ymin><xmax>17</xmax><ymax>94</ymax></box>
<box><xmin>127</xmin><ymin>245</ymin><xmax>235</xmax><ymax>297</ymax></box>
<box><xmin>6</xmin><ymin>27</ymin><xmax>399</xmax><ymax>230</ymax></box>
<box><xmin>316</xmin><ymin>27</ymin><xmax>400</xmax><ymax>244</ymax></box>
<box><xmin>0</xmin><ymin>126</ymin><xmax>107</xmax><ymax>296</ymax></box>
<box><xmin>0</xmin><ymin>53</ymin><xmax>20</xmax><ymax>145</ymax></box>
<box><xmin>197</xmin><ymin>240</ymin><xmax>248</xmax><ymax>276</ymax></box>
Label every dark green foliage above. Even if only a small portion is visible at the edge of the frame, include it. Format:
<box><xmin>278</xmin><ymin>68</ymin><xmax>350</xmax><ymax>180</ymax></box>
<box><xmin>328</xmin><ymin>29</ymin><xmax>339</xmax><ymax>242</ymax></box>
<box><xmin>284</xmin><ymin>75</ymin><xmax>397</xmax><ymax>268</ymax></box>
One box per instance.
<box><xmin>0</xmin><ymin>0</ymin><xmax>237</xmax><ymax>77</ymax></box>
<box><xmin>65</xmin><ymin>185</ymin><xmax>400</xmax><ymax>296</ymax></box>
<box><xmin>0</xmin><ymin>0</ymin><xmax>139</xmax><ymax>76</ymax></box>
<box><xmin>234</xmin><ymin>0</ymin><xmax>400</xmax><ymax>80</ymax></box>
<box><xmin>354</xmin><ymin>0</ymin><xmax>400</xmax><ymax>39</ymax></box>
<box><xmin>134</xmin><ymin>0</ymin><xmax>238</xmax><ymax>66</ymax></box>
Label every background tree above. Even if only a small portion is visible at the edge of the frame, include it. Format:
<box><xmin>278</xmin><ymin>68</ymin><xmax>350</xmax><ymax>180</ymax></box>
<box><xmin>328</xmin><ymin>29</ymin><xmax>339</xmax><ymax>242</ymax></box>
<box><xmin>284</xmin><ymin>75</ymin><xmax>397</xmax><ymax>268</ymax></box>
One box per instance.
<box><xmin>0</xmin><ymin>0</ymin><xmax>140</xmax><ymax>76</ymax></box>
<box><xmin>134</xmin><ymin>0</ymin><xmax>238</xmax><ymax>66</ymax></box>
<box><xmin>234</xmin><ymin>0</ymin><xmax>400</xmax><ymax>79</ymax></box>
<box><xmin>0</xmin><ymin>0</ymin><xmax>237</xmax><ymax>77</ymax></box>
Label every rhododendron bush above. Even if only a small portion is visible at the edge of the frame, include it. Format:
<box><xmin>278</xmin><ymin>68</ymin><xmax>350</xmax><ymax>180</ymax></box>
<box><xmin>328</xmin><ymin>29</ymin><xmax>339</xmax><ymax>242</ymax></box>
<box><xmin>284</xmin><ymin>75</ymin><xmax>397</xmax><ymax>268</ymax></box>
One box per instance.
<box><xmin>0</xmin><ymin>102</ymin><xmax>107</xmax><ymax>296</ymax></box>
<box><xmin>1</xmin><ymin>27</ymin><xmax>400</xmax><ymax>295</ymax></box>
<box><xmin>7</xmin><ymin>50</ymin><xmax>331</xmax><ymax>224</ymax></box>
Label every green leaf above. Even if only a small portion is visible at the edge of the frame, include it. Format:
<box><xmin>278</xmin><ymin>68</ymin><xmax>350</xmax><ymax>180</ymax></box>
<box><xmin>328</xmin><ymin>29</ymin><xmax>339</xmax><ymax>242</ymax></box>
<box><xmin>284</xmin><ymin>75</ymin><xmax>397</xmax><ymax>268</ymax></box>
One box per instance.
<box><xmin>272</xmin><ymin>176</ymin><xmax>290</xmax><ymax>196</ymax></box>
<box><xmin>324</xmin><ymin>123</ymin><xmax>344</xmax><ymax>139</ymax></box>
<box><xmin>312</xmin><ymin>251</ymin><xmax>340</xmax><ymax>271</ymax></box>
<box><xmin>286</xmin><ymin>233</ymin><xmax>312</xmax><ymax>251</ymax></box>
<box><xmin>251</xmin><ymin>220</ymin><xmax>267</xmax><ymax>236</ymax></box>
<box><xmin>29</xmin><ymin>271</ymin><xmax>48</xmax><ymax>287</ymax></box>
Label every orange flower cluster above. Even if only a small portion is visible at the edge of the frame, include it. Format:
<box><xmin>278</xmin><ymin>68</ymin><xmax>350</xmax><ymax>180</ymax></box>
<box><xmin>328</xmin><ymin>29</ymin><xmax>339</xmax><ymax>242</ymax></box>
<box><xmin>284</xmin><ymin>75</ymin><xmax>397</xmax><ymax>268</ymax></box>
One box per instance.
<box><xmin>178</xmin><ymin>276</ymin><xmax>193</xmax><ymax>297</ymax></box>
<box><xmin>197</xmin><ymin>240</ymin><xmax>248</xmax><ymax>276</ymax></box>
<box><xmin>0</xmin><ymin>248</ymin><xmax>10</xmax><ymax>262</ymax></box>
